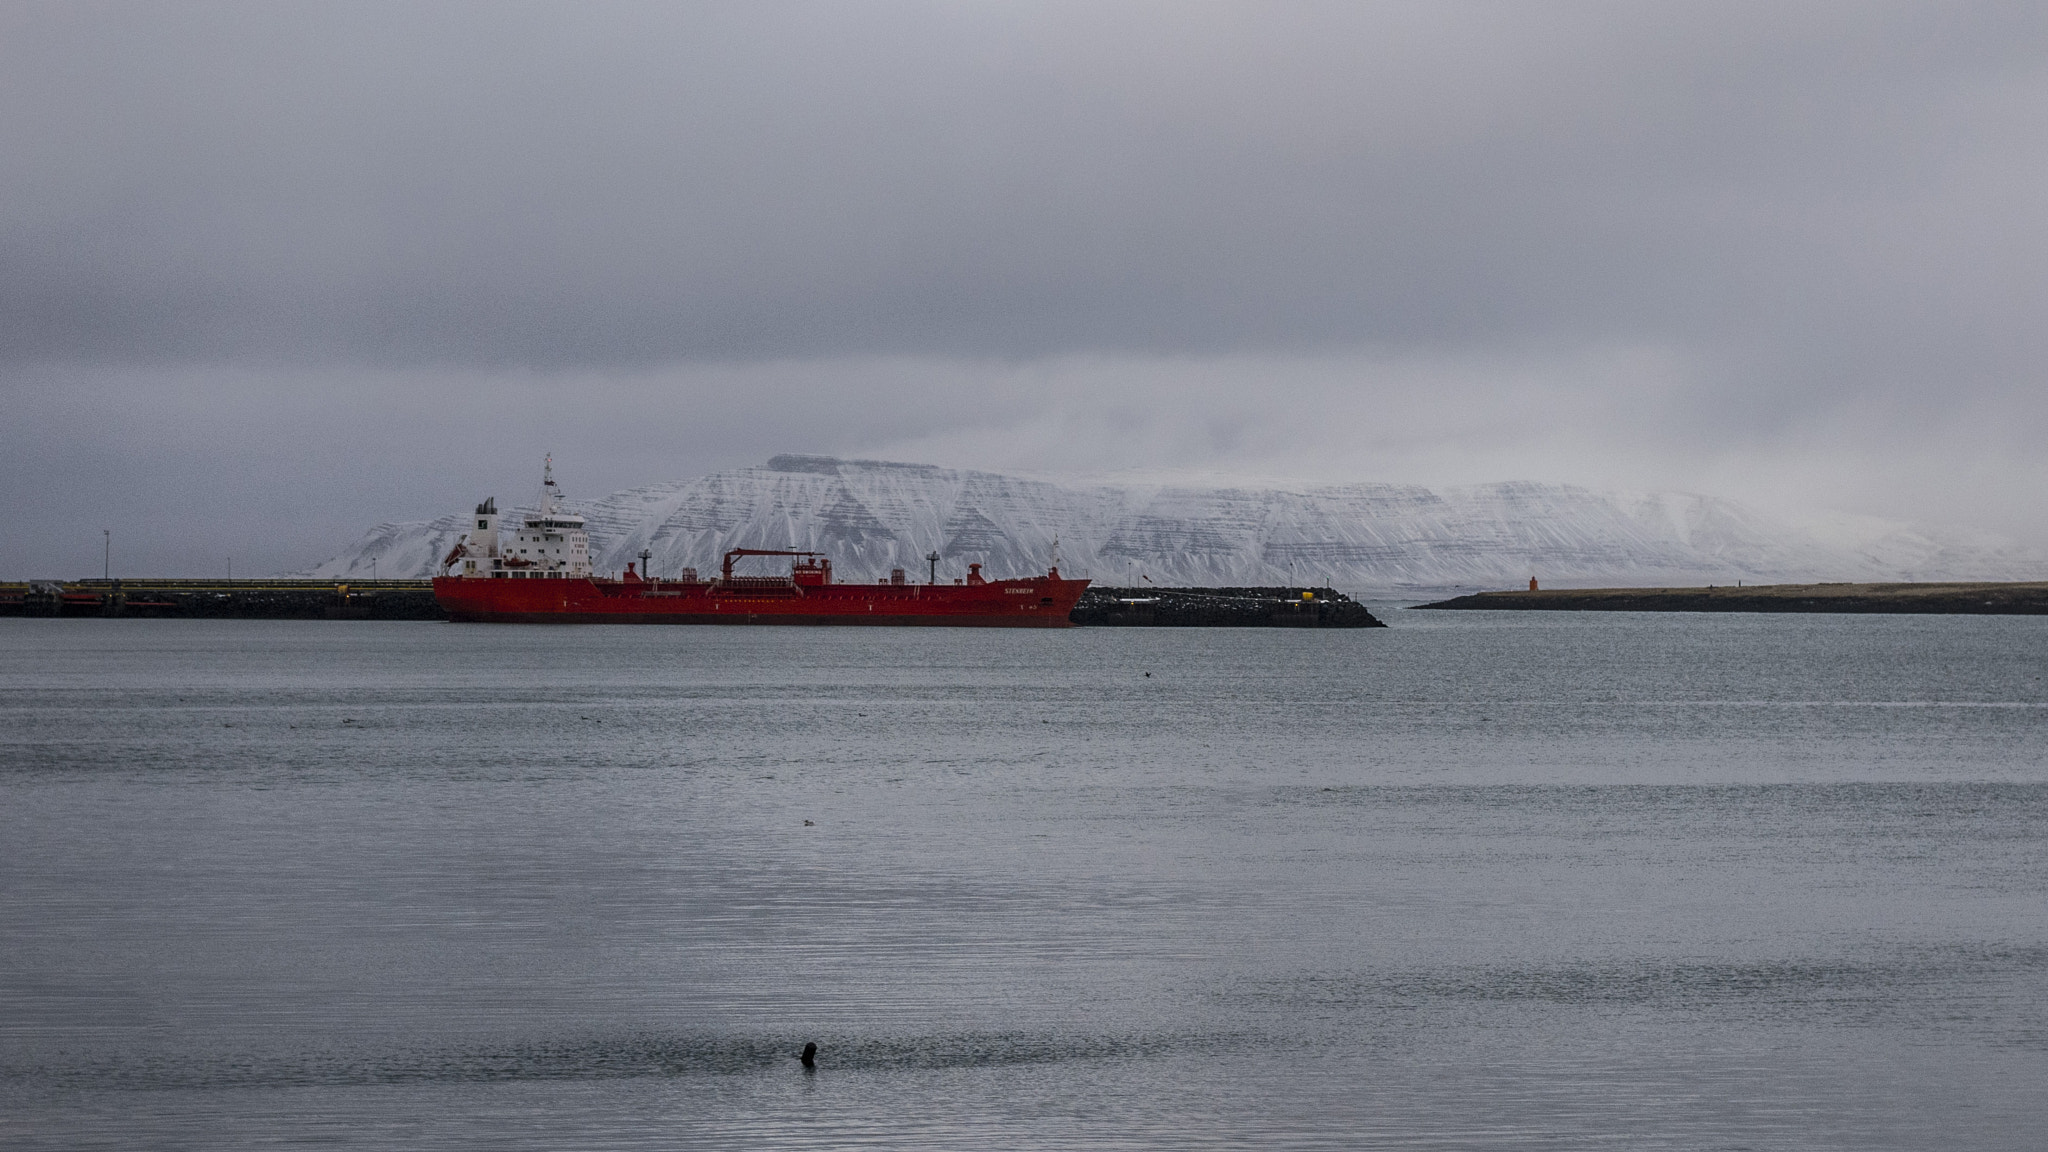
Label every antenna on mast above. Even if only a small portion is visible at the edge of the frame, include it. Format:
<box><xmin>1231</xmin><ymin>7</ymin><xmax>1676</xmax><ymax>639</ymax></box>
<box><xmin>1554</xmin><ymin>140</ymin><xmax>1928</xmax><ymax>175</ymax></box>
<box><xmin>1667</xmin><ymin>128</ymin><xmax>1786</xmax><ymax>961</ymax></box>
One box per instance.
<box><xmin>536</xmin><ymin>454</ymin><xmax>562</xmax><ymax>517</ymax></box>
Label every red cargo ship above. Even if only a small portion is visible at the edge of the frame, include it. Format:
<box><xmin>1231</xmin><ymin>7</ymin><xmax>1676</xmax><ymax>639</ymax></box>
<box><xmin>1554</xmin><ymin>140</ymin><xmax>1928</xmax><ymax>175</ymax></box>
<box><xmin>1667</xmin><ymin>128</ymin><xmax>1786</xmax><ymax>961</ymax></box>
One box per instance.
<box><xmin>432</xmin><ymin>462</ymin><xmax>1087</xmax><ymax>626</ymax></box>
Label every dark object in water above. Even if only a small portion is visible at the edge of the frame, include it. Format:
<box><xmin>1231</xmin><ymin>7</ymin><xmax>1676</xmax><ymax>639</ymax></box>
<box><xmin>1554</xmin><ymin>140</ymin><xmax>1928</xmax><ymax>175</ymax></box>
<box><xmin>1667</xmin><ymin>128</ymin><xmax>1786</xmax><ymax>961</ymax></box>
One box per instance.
<box><xmin>800</xmin><ymin>1042</ymin><xmax>817</xmax><ymax>1068</ymax></box>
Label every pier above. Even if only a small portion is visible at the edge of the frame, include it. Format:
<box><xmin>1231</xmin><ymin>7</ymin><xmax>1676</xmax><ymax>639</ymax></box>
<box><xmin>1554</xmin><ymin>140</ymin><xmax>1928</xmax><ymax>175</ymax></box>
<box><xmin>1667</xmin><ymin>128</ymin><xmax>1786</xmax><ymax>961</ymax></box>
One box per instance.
<box><xmin>1413</xmin><ymin>581</ymin><xmax>2048</xmax><ymax>615</ymax></box>
<box><xmin>1</xmin><ymin>580</ymin><xmax>443</xmax><ymax>620</ymax></box>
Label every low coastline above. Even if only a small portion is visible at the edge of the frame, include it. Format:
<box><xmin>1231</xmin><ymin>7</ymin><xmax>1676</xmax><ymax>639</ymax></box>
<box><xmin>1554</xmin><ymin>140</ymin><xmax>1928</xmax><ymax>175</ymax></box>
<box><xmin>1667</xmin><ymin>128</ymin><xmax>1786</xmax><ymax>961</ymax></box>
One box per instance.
<box><xmin>3</xmin><ymin>579</ymin><xmax>1386</xmax><ymax>627</ymax></box>
<box><xmin>1413</xmin><ymin>581</ymin><xmax>2048</xmax><ymax>615</ymax></box>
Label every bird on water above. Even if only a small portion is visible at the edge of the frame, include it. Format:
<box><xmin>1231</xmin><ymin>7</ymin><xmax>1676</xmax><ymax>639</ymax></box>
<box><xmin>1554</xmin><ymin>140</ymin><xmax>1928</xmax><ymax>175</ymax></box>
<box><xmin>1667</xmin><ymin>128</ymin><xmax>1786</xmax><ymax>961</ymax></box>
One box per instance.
<box><xmin>800</xmin><ymin>1042</ymin><xmax>817</xmax><ymax>1068</ymax></box>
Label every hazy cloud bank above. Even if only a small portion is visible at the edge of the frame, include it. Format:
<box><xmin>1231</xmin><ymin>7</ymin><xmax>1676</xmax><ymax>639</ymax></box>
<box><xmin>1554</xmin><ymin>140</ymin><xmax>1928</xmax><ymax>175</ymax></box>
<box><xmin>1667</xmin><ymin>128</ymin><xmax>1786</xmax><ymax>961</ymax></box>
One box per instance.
<box><xmin>4</xmin><ymin>2</ymin><xmax>2044</xmax><ymax>574</ymax></box>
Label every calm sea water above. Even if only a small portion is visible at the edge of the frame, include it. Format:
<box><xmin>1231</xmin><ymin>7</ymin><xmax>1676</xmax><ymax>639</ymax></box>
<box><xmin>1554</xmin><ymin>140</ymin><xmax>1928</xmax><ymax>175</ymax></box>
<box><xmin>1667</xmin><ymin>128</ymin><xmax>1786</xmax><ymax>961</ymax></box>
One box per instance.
<box><xmin>2</xmin><ymin>611</ymin><xmax>2045</xmax><ymax>1150</ymax></box>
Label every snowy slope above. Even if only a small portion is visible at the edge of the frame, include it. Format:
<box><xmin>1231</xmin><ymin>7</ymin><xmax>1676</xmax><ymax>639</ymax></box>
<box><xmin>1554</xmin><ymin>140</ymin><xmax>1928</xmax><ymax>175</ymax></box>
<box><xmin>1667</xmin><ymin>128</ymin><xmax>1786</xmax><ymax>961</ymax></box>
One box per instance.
<box><xmin>302</xmin><ymin>455</ymin><xmax>2045</xmax><ymax>591</ymax></box>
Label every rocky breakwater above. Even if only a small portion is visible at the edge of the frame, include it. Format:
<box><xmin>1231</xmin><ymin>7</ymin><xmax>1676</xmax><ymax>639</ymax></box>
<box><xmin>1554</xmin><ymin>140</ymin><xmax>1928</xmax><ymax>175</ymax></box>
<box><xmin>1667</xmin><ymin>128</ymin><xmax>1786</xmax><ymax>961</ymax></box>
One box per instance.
<box><xmin>1071</xmin><ymin>586</ymin><xmax>1385</xmax><ymax>627</ymax></box>
<box><xmin>1414</xmin><ymin>581</ymin><xmax>2048</xmax><ymax>615</ymax></box>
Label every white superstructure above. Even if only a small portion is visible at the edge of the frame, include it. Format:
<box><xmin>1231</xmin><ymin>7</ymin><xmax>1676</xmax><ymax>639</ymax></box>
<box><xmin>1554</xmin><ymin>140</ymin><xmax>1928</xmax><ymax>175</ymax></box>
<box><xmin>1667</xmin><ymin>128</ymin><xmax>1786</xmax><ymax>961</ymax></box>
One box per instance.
<box><xmin>442</xmin><ymin>458</ymin><xmax>593</xmax><ymax>579</ymax></box>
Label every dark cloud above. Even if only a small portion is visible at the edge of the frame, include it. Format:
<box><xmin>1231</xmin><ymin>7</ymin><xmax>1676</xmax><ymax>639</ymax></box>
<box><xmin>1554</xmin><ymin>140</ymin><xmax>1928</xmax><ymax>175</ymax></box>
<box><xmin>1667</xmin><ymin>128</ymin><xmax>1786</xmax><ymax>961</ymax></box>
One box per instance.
<box><xmin>7</xmin><ymin>1</ymin><xmax>2045</xmax><ymax>366</ymax></box>
<box><xmin>4</xmin><ymin>2</ymin><xmax>2046</xmax><ymax>573</ymax></box>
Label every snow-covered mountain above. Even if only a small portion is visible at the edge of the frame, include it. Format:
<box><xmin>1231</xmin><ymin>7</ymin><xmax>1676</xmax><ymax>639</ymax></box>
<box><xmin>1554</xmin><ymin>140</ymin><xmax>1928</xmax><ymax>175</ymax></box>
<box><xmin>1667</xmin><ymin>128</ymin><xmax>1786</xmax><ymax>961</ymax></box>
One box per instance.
<box><xmin>303</xmin><ymin>455</ymin><xmax>2045</xmax><ymax>593</ymax></box>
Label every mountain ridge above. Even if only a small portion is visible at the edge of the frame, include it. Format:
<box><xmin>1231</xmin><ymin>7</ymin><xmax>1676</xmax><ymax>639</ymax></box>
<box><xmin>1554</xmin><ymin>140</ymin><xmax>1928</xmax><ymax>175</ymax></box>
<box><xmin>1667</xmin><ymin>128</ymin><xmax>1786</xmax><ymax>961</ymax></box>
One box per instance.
<box><xmin>302</xmin><ymin>456</ymin><xmax>2045</xmax><ymax>592</ymax></box>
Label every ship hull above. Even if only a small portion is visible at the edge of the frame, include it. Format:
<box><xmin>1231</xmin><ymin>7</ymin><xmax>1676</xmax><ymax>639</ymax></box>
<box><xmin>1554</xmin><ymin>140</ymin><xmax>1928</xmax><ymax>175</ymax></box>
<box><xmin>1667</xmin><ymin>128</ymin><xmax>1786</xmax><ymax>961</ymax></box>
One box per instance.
<box><xmin>432</xmin><ymin>574</ymin><xmax>1090</xmax><ymax>626</ymax></box>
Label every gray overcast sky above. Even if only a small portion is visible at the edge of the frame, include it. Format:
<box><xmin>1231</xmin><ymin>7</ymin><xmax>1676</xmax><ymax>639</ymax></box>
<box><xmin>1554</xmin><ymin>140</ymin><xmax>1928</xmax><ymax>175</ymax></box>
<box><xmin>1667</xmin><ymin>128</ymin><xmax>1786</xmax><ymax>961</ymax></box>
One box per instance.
<box><xmin>5</xmin><ymin>1</ymin><xmax>2046</xmax><ymax>575</ymax></box>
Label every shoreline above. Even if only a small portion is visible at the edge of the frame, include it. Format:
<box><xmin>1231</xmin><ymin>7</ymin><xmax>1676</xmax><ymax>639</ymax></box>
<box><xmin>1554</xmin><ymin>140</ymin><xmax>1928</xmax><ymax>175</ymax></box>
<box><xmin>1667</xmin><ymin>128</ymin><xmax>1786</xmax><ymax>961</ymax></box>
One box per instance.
<box><xmin>2</xmin><ymin>579</ymin><xmax>1385</xmax><ymax>627</ymax></box>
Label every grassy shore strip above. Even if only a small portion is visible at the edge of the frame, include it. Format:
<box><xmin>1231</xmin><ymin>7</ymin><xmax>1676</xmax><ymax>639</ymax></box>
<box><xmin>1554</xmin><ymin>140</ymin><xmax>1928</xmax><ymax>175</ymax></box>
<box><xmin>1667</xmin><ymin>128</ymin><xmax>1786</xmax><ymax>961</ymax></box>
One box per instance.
<box><xmin>1413</xmin><ymin>582</ymin><xmax>2048</xmax><ymax>615</ymax></box>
